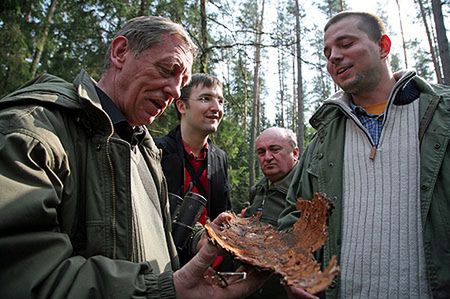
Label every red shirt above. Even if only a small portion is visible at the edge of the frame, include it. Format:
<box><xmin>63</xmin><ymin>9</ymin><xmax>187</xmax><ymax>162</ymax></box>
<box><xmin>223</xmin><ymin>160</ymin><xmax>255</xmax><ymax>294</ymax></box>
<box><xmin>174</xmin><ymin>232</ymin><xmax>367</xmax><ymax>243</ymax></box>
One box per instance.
<box><xmin>183</xmin><ymin>142</ymin><xmax>209</xmax><ymax>224</ymax></box>
<box><xmin>182</xmin><ymin>142</ymin><xmax>223</xmax><ymax>268</ymax></box>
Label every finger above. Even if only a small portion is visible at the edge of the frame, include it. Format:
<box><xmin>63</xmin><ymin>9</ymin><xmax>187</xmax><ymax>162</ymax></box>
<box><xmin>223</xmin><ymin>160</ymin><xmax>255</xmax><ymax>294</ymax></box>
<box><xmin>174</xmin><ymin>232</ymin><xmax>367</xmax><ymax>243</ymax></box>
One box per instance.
<box><xmin>187</xmin><ymin>241</ymin><xmax>218</xmax><ymax>277</ymax></box>
<box><xmin>211</xmin><ymin>212</ymin><xmax>232</xmax><ymax>226</ymax></box>
<box><xmin>174</xmin><ymin>241</ymin><xmax>219</xmax><ymax>291</ymax></box>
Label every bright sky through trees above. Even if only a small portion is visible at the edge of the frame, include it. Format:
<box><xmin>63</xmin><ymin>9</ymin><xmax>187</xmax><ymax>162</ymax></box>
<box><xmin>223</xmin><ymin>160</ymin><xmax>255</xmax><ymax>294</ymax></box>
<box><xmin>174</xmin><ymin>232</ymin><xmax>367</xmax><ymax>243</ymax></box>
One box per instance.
<box><xmin>262</xmin><ymin>0</ymin><xmax>443</xmax><ymax>122</ymax></box>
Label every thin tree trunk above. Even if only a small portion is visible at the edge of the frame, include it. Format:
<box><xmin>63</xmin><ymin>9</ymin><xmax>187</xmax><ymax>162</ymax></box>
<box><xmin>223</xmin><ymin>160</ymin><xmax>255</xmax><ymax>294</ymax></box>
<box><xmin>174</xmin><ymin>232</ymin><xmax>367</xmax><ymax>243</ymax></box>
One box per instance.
<box><xmin>431</xmin><ymin>0</ymin><xmax>450</xmax><ymax>84</ymax></box>
<box><xmin>240</xmin><ymin>54</ymin><xmax>249</xmax><ymax>134</ymax></box>
<box><xmin>249</xmin><ymin>0</ymin><xmax>265</xmax><ymax>188</ymax></box>
<box><xmin>416</xmin><ymin>0</ymin><xmax>443</xmax><ymax>82</ymax></box>
<box><xmin>200</xmin><ymin>0</ymin><xmax>209</xmax><ymax>73</ymax></box>
<box><xmin>294</xmin><ymin>0</ymin><xmax>304</xmax><ymax>153</ymax></box>
<box><xmin>395</xmin><ymin>0</ymin><xmax>409</xmax><ymax>68</ymax></box>
<box><xmin>277</xmin><ymin>46</ymin><xmax>285</xmax><ymax>127</ymax></box>
<box><xmin>30</xmin><ymin>0</ymin><xmax>58</xmax><ymax>78</ymax></box>
<box><xmin>138</xmin><ymin>0</ymin><xmax>150</xmax><ymax>16</ymax></box>
<box><xmin>292</xmin><ymin>44</ymin><xmax>297</xmax><ymax>131</ymax></box>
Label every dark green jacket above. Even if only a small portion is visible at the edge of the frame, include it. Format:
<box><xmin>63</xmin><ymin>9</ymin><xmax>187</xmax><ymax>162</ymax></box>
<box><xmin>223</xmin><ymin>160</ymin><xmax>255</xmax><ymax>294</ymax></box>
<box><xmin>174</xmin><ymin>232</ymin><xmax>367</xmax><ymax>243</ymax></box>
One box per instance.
<box><xmin>278</xmin><ymin>72</ymin><xmax>450</xmax><ymax>299</ymax></box>
<box><xmin>244</xmin><ymin>169</ymin><xmax>296</xmax><ymax>299</ymax></box>
<box><xmin>245</xmin><ymin>167</ymin><xmax>296</xmax><ymax>227</ymax></box>
<box><xmin>0</xmin><ymin>71</ymin><xmax>178</xmax><ymax>298</ymax></box>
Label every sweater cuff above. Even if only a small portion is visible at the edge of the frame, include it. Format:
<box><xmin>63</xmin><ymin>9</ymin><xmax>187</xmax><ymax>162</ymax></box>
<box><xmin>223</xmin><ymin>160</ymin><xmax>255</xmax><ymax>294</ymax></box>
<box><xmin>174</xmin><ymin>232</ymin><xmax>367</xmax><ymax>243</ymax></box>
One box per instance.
<box><xmin>145</xmin><ymin>271</ymin><xmax>176</xmax><ymax>299</ymax></box>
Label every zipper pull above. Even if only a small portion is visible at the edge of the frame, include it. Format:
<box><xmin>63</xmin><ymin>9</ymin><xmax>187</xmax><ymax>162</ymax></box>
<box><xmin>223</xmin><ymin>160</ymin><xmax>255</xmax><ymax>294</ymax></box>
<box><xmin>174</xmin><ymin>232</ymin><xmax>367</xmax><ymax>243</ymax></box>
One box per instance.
<box><xmin>369</xmin><ymin>145</ymin><xmax>377</xmax><ymax>160</ymax></box>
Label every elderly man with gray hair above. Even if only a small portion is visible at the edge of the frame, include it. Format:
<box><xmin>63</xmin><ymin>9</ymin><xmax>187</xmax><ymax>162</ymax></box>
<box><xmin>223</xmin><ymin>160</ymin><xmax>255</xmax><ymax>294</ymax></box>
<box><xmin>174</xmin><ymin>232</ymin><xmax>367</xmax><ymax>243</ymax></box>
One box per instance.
<box><xmin>243</xmin><ymin>127</ymin><xmax>300</xmax><ymax>226</ymax></box>
<box><xmin>242</xmin><ymin>127</ymin><xmax>300</xmax><ymax>299</ymax></box>
<box><xmin>0</xmin><ymin>15</ymin><xmax>265</xmax><ymax>299</ymax></box>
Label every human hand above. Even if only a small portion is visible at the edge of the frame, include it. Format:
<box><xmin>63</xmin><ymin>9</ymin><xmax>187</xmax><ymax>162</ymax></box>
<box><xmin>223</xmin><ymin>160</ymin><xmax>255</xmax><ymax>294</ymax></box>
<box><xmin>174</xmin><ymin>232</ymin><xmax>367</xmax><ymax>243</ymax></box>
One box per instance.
<box><xmin>196</xmin><ymin>212</ymin><xmax>233</xmax><ymax>252</ymax></box>
<box><xmin>285</xmin><ymin>285</ymin><xmax>319</xmax><ymax>299</ymax></box>
<box><xmin>174</xmin><ymin>241</ymin><xmax>267</xmax><ymax>299</ymax></box>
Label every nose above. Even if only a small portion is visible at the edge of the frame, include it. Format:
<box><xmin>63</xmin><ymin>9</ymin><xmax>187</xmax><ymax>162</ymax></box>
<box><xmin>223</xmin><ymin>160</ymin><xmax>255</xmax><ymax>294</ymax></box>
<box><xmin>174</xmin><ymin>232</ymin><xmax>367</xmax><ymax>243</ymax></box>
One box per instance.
<box><xmin>210</xmin><ymin>98</ymin><xmax>221</xmax><ymax>112</ymax></box>
<box><xmin>328</xmin><ymin>47</ymin><xmax>343</xmax><ymax>64</ymax></box>
<box><xmin>264</xmin><ymin>151</ymin><xmax>273</xmax><ymax>161</ymax></box>
<box><xmin>163</xmin><ymin>76</ymin><xmax>183</xmax><ymax>100</ymax></box>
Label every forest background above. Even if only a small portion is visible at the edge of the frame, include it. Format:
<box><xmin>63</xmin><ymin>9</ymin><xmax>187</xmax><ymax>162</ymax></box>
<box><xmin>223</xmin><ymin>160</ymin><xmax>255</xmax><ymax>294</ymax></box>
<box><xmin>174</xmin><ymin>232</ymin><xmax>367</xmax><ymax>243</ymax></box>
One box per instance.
<box><xmin>1</xmin><ymin>0</ymin><xmax>449</xmax><ymax>210</ymax></box>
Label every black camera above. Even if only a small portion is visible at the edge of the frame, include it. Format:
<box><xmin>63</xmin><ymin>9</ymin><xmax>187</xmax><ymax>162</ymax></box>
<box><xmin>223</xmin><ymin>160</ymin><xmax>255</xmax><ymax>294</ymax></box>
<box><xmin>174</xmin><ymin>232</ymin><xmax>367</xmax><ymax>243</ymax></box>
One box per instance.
<box><xmin>169</xmin><ymin>192</ymin><xmax>207</xmax><ymax>250</ymax></box>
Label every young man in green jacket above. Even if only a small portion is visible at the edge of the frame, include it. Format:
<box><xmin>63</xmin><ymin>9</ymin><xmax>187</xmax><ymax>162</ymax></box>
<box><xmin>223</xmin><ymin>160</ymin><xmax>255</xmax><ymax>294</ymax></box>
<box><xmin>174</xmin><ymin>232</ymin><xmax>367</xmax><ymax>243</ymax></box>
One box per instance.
<box><xmin>281</xmin><ymin>11</ymin><xmax>450</xmax><ymax>299</ymax></box>
<box><xmin>0</xmin><ymin>16</ymin><xmax>264</xmax><ymax>298</ymax></box>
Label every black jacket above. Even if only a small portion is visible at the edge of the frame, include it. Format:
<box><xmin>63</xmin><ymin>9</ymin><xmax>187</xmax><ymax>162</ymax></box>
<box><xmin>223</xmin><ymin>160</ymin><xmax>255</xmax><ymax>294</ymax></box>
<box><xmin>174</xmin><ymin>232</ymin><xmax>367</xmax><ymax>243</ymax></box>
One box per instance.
<box><xmin>155</xmin><ymin>125</ymin><xmax>231</xmax><ymax>220</ymax></box>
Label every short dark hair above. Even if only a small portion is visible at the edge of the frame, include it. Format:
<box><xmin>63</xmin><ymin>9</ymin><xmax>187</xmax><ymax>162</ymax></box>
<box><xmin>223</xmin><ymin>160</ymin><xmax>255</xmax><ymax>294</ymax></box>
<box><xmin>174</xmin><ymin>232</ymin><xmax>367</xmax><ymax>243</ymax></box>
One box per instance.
<box><xmin>104</xmin><ymin>16</ymin><xmax>197</xmax><ymax>71</ymax></box>
<box><xmin>324</xmin><ymin>11</ymin><xmax>386</xmax><ymax>42</ymax></box>
<box><xmin>175</xmin><ymin>73</ymin><xmax>223</xmax><ymax>119</ymax></box>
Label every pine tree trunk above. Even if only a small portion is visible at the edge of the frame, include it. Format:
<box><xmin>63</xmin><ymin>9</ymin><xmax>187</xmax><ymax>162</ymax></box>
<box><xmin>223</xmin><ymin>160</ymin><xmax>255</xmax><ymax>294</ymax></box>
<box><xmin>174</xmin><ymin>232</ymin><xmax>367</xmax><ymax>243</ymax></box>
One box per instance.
<box><xmin>240</xmin><ymin>54</ymin><xmax>249</xmax><ymax>135</ymax></box>
<box><xmin>249</xmin><ymin>0</ymin><xmax>265</xmax><ymax>188</ymax></box>
<box><xmin>292</xmin><ymin>47</ymin><xmax>297</xmax><ymax>131</ymax></box>
<box><xmin>416</xmin><ymin>0</ymin><xmax>443</xmax><ymax>83</ymax></box>
<box><xmin>395</xmin><ymin>0</ymin><xmax>409</xmax><ymax>68</ymax></box>
<box><xmin>431</xmin><ymin>0</ymin><xmax>450</xmax><ymax>84</ymax></box>
<box><xmin>294</xmin><ymin>0</ymin><xmax>304</xmax><ymax>152</ymax></box>
<box><xmin>30</xmin><ymin>0</ymin><xmax>58</xmax><ymax>78</ymax></box>
<box><xmin>277</xmin><ymin>46</ymin><xmax>285</xmax><ymax>127</ymax></box>
<box><xmin>200</xmin><ymin>0</ymin><xmax>209</xmax><ymax>73</ymax></box>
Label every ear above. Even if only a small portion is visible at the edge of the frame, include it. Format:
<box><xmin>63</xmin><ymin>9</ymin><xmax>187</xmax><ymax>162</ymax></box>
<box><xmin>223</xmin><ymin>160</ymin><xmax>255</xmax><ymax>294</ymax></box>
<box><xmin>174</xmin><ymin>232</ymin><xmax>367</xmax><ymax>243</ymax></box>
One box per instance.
<box><xmin>379</xmin><ymin>34</ymin><xmax>391</xmax><ymax>59</ymax></box>
<box><xmin>292</xmin><ymin>147</ymin><xmax>300</xmax><ymax>160</ymax></box>
<box><xmin>176</xmin><ymin>99</ymin><xmax>186</xmax><ymax>116</ymax></box>
<box><xmin>110</xmin><ymin>36</ymin><xmax>130</xmax><ymax>69</ymax></box>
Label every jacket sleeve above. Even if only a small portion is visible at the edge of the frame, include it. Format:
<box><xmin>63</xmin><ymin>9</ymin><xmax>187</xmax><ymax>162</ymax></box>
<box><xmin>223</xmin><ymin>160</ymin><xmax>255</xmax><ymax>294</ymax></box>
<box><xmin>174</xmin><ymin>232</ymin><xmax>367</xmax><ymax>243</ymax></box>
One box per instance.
<box><xmin>0</xmin><ymin>124</ymin><xmax>176</xmax><ymax>298</ymax></box>
<box><xmin>277</xmin><ymin>138</ymin><xmax>318</xmax><ymax>231</ymax></box>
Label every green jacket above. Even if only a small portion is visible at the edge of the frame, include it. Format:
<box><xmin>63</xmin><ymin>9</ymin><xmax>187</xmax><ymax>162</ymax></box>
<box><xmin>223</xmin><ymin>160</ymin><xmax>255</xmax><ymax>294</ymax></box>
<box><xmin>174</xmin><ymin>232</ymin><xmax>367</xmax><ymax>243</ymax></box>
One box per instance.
<box><xmin>245</xmin><ymin>167</ymin><xmax>296</xmax><ymax>227</ymax></box>
<box><xmin>0</xmin><ymin>71</ymin><xmax>178</xmax><ymax>298</ymax></box>
<box><xmin>244</xmin><ymin>169</ymin><xmax>296</xmax><ymax>299</ymax></box>
<box><xmin>278</xmin><ymin>73</ymin><xmax>450</xmax><ymax>299</ymax></box>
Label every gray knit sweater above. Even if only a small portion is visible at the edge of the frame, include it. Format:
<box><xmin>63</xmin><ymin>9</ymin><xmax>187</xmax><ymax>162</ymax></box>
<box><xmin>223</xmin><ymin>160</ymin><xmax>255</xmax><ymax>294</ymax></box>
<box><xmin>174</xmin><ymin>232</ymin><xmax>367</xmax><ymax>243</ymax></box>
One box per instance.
<box><xmin>340</xmin><ymin>96</ymin><xmax>430</xmax><ymax>298</ymax></box>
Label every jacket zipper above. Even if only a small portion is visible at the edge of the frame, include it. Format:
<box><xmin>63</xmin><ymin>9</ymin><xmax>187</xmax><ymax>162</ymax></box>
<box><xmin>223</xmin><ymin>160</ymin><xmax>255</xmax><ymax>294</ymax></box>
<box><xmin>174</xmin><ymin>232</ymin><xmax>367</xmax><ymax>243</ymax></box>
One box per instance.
<box><xmin>324</xmin><ymin>72</ymin><xmax>416</xmax><ymax>160</ymax></box>
<box><xmin>105</xmin><ymin>137</ymin><xmax>117</xmax><ymax>258</ymax></box>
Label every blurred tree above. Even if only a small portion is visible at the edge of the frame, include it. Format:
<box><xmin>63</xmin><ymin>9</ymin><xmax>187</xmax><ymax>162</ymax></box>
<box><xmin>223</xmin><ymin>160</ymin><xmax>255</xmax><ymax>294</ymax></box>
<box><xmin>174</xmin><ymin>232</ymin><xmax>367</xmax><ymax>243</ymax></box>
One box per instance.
<box><xmin>431</xmin><ymin>0</ymin><xmax>450</xmax><ymax>84</ymax></box>
<box><xmin>415</xmin><ymin>0</ymin><xmax>443</xmax><ymax>83</ymax></box>
<box><xmin>293</xmin><ymin>0</ymin><xmax>305</xmax><ymax>152</ymax></box>
<box><xmin>249</xmin><ymin>0</ymin><xmax>265</xmax><ymax>189</ymax></box>
<box><xmin>394</xmin><ymin>0</ymin><xmax>409</xmax><ymax>68</ymax></box>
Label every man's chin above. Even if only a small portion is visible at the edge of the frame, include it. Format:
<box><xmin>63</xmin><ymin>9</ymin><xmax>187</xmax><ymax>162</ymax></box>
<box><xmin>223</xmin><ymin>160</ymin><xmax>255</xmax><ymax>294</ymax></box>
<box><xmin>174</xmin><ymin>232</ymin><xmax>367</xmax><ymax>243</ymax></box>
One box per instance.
<box><xmin>133</xmin><ymin>115</ymin><xmax>156</xmax><ymax>126</ymax></box>
<box><xmin>263</xmin><ymin>168</ymin><xmax>278</xmax><ymax>176</ymax></box>
<box><xmin>203</xmin><ymin>125</ymin><xmax>218</xmax><ymax>134</ymax></box>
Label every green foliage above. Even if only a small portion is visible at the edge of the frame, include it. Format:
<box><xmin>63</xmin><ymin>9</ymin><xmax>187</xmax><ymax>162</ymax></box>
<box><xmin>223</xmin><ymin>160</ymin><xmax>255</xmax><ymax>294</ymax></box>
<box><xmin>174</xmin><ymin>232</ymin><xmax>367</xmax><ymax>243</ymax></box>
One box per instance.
<box><xmin>0</xmin><ymin>1</ymin><xmax>35</xmax><ymax>95</ymax></box>
<box><xmin>0</xmin><ymin>21</ymin><xmax>32</xmax><ymax>95</ymax></box>
<box><xmin>212</xmin><ymin>118</ymin><xmax>251</xmax><ymax>212</ymax></box>
<box><xmin>409</xmin><ymin>39</ymin><xmax>434</xmax><ymax>81</ymax></box>
<box><xmin>390</xmin><ymin>52</ymin><xmax>402</xmax><ymax>72</ymax></box>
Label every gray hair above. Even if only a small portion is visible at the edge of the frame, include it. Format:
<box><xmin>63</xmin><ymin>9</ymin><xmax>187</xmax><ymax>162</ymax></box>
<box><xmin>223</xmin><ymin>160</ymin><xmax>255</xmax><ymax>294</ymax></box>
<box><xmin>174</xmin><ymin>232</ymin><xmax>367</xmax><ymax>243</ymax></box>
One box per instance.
<box><xmin>103</xmin><ymin>16</ymin><xmax>197</xmax><ymax>70</ymax></box>
<box><xmin>257</xmin><ymin>127</ymin><xmax>298</xmax><ymax>149</ymax></box>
